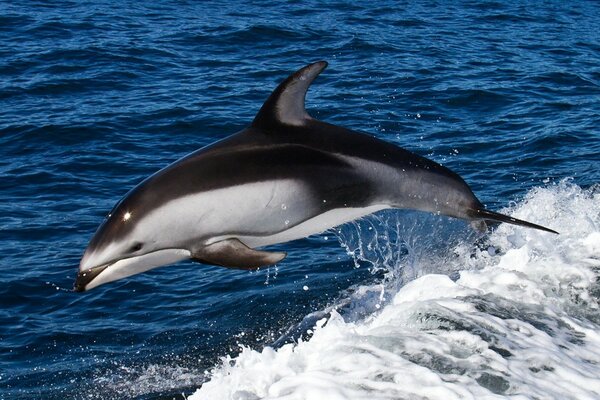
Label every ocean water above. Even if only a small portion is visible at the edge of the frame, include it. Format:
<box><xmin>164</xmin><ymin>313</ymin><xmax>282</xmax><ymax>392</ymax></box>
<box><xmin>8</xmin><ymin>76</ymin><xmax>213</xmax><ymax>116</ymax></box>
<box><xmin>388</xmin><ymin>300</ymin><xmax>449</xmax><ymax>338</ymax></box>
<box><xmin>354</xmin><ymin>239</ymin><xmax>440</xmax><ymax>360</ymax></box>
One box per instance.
<box><xmin>1</xmin><ymin>1</ymin><xmax>599</xmax><ymax>399</ymax></box>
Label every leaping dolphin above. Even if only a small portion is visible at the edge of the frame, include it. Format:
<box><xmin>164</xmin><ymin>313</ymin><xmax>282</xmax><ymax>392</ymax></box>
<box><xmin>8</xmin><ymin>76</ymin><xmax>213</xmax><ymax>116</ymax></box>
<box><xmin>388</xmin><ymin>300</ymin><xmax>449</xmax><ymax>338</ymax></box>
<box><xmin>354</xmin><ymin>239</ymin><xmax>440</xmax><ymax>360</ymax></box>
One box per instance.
<box><xmin>74</xmin><ymin>61</ymin><xmax>557</xmax><ymax>292</ymax></box>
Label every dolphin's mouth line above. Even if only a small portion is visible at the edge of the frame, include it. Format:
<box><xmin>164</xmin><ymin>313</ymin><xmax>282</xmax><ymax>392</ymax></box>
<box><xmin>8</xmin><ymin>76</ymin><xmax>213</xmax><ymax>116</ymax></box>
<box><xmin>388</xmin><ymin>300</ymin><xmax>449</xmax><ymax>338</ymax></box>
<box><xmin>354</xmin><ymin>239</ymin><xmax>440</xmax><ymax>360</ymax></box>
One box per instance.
<box><xmin>74</xmin><ymin>248</ymin><xmax>191</xmax><ymax>292</ymax></box>
<box><xmin>74</xmin><ymin>263</ymin><xmax>112</xmax><ymax>292</ymax></box>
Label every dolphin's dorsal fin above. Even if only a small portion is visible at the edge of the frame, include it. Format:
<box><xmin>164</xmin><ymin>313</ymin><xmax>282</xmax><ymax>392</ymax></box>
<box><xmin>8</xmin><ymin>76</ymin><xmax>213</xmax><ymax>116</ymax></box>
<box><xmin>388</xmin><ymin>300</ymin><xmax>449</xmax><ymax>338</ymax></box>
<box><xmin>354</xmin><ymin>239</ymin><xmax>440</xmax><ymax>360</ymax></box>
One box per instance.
<box><xmin>252</xmin><ymin>61</ymin><xmax>328</xmax><ymax>129</ymax></box>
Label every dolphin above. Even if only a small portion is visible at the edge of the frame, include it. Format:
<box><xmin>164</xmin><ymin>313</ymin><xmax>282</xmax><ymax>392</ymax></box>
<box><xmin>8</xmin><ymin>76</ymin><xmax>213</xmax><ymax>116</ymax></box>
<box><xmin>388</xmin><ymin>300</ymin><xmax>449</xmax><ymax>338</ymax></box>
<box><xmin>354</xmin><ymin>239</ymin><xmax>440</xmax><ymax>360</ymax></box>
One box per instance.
<box><xmin>74</xmin><ymin>61</ymin><xmax>557</xmax><ymax>292</ymax></box>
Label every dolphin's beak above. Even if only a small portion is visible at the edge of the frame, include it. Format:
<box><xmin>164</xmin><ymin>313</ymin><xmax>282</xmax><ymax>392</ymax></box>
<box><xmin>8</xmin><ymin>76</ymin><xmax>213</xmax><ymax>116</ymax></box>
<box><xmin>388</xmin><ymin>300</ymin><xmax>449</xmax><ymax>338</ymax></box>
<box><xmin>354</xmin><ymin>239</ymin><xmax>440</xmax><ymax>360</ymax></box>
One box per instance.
<box><xmin>74</xmin><ymin>248</ymin><xmax>192</xmax><ymax>292</ymax></box>
<box><xmin>74</xmin><ymin>264</ymin><xmax>109</xmax><ymax>292</ymax></box>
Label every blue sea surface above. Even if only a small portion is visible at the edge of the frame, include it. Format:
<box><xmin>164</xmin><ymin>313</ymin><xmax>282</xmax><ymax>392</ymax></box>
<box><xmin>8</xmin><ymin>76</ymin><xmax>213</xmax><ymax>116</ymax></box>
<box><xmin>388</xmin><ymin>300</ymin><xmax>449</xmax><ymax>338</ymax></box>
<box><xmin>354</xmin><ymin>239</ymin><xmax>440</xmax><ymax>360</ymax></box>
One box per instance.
<box><xmin>1</xmin><ymin>1</ymin><xmax>599</xmax><ymax>399</ymax></box>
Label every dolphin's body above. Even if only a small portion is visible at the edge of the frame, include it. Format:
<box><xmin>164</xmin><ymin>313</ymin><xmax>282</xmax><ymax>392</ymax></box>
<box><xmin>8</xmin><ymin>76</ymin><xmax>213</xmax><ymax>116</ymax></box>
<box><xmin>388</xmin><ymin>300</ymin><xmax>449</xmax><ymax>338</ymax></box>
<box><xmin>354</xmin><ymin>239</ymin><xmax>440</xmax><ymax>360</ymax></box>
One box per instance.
<box><xmin>75</xmin><ymin>61</ymin><xmax>556</xmax><ymax>292</ymax></box>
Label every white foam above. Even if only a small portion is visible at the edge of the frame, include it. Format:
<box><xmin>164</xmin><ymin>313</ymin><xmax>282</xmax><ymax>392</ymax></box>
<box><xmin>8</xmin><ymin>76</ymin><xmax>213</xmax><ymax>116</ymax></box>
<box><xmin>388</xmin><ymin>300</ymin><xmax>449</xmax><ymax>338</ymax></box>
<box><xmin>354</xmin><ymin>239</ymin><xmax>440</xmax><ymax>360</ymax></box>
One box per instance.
<box><xmin>191</xmin><ymin>181</ymin><xmax>600</xmax><ymax>400</ymax></box>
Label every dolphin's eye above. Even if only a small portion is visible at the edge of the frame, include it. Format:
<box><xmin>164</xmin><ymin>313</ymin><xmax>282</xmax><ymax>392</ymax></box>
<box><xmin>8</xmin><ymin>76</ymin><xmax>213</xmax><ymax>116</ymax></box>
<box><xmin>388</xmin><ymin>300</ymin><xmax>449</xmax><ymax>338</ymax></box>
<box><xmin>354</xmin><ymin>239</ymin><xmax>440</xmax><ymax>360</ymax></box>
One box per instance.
<box><xmin>129</xmin><ymin>243</ymin><xmax>143</xmax><ymax>252</ymax></box>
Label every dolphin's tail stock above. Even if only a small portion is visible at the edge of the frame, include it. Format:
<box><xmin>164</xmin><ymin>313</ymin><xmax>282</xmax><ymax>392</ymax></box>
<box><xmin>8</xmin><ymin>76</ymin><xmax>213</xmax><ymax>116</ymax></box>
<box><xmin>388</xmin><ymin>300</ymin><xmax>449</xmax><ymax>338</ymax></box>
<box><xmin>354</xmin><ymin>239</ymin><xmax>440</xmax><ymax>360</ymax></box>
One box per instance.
<box><xmin>469</xmin><ymin>208</ymin><xmax>558</xmax><ymax>234</ymax></box>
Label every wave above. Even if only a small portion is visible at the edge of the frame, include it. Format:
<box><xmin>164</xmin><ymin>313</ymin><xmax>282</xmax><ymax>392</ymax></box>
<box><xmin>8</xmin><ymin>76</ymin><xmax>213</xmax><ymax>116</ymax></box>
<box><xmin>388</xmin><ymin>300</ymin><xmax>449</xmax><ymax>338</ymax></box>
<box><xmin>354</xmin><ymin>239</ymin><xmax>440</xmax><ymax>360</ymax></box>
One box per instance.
<box><xmin>191</xmin><ymin>181</ymin><xmax>600</xmax><ymax>399</ymax></box>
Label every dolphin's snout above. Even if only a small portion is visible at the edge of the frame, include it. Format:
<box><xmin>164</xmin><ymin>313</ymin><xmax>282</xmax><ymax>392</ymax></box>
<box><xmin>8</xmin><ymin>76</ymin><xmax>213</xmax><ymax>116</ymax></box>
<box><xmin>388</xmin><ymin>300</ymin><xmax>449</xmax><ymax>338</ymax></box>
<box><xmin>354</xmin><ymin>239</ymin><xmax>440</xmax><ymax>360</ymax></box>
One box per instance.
<box><xmin>74</xmin><ymin>265</ymin><xmax>109</xmax><ymax>292</ymax></box>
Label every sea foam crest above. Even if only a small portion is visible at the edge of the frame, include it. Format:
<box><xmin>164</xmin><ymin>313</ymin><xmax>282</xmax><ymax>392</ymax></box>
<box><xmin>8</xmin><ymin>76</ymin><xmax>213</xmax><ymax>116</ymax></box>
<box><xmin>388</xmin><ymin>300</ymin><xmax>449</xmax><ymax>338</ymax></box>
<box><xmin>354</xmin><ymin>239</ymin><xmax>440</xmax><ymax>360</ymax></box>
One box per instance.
<box><xmin>192</xmin><ymin>181</ymin><xmax>600</xmax><ymax>400</ymax></box>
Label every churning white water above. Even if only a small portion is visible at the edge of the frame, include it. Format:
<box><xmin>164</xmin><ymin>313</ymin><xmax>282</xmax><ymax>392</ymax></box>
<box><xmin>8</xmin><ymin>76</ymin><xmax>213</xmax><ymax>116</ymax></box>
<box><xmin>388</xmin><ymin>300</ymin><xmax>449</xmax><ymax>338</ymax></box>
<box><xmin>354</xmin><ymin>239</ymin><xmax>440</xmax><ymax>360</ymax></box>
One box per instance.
<box><xmin>192</xmin><ymin>181</ymin><xmax>600</xmax><ymax>400</ymax></box>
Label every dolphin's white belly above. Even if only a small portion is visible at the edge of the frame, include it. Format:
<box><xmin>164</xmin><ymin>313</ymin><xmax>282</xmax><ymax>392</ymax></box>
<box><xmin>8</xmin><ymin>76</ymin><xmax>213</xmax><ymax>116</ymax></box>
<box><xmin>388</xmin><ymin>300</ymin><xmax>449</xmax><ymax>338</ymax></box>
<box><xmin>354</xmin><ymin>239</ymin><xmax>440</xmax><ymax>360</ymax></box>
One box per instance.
<box><xmin>135</xmin><ymin>179</ymin><xmax>312</xmax><ymax>244</ymax></box>
<box><xmin>135</xmin><ymin>179</ymin><xmax>388</xmax><ymax>249</ymax></box>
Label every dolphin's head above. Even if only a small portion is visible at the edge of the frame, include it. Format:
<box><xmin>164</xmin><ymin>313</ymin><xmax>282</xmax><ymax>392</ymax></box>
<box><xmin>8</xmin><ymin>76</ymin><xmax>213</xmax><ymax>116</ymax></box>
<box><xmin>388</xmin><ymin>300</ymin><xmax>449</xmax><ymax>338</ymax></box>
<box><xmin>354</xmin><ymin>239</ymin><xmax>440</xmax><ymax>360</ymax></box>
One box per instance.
<box><xmin>74</xmin><ymin>193</ymin><xmax>190</xmax><ymax>292</ymax></box>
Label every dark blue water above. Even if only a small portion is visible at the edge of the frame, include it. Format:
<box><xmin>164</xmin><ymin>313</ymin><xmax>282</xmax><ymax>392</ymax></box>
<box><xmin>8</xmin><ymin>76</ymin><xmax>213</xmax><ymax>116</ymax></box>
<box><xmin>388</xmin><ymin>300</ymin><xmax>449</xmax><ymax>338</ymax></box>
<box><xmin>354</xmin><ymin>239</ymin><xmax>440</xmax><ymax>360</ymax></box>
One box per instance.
<box><xmin>1</xmin><ymin>1</ymin><xmax>599</xmax><ymax>399</ymax></box>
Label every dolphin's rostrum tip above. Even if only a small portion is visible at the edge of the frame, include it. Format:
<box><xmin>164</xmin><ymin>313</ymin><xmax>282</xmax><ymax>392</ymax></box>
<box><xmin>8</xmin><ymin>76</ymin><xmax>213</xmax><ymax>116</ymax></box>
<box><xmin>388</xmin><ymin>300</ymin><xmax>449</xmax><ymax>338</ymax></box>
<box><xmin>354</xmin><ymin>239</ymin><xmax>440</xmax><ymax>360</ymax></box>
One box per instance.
<box><xmin>74</xmin><ymin>264</ymin><xmax>109</xmax><ymax>292</ymax></box>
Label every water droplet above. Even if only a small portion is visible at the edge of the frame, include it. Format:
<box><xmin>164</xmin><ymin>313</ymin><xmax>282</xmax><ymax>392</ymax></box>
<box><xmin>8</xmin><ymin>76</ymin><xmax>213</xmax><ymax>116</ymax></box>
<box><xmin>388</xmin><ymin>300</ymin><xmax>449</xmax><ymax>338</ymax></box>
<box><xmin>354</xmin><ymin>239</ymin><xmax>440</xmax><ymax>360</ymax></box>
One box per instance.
<box><xmin>303</xmin><ymin>285</ymin><xmax>309</xmax><ymax>291</ymax></box>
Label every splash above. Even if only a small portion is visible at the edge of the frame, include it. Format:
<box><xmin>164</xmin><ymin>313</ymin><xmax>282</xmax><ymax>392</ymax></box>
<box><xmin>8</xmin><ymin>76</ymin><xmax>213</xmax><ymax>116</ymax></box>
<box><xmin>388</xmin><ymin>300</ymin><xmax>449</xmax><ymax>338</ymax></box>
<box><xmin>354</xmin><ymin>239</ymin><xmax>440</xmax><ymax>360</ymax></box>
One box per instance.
<box><xmin>191</xmin><ymin>181</ymin><xmax>600</xmax><ymax>400</ymax></box>
<box><xmin>328</xmin><ymin>207</ymin><xmax>481</xmax><ymax>323</ymax></box>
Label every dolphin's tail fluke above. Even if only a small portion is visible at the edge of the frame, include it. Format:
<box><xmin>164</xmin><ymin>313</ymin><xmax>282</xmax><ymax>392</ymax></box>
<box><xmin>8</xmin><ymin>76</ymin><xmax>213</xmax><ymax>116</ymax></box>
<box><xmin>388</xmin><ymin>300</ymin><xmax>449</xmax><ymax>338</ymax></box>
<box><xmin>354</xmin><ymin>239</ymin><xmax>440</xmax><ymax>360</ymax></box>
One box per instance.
<box><xmin>469</xmin><ymin>208</ymin><xmax>558</xmax><ymax>234</ymax></box>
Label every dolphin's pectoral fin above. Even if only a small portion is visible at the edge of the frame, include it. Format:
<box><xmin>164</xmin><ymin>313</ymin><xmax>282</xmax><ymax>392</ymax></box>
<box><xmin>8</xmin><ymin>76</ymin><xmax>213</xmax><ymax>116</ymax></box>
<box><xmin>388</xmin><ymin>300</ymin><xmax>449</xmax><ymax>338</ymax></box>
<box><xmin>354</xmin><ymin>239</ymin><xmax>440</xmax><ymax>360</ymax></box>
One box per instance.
<box><xmin>192</xmin><ymin>239</ymin><xmax>287</xmax><ymax>270</ymax></box>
